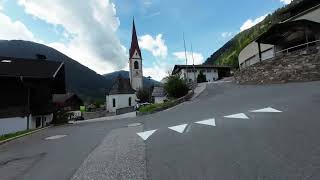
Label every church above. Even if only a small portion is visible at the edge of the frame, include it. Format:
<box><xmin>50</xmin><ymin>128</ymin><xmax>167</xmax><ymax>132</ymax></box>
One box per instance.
<box><xmin>106</xmin><ymin>19</ymin><xmax>143</xmax><ymax>113</ymax></box>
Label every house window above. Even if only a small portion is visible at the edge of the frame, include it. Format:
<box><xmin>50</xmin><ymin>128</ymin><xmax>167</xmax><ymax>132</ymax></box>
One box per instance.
<box><xmin>129</xmin><ymin>97</ymin><xmax>132</xmax><ymax>106</ymax></box>
<box><xmin>134</xmin><ymin>61</ymin><xmax>139</xmax><ymax>69</ymax></box>
<box><xmin>207</xmin><ymin>70</ymin><xmax>211</xmax><ymax>72</ymax></box>
<box><xmin>112</xmin><ymin>98</ymin><xmax>116</xmax><ymax>107</ymax></box>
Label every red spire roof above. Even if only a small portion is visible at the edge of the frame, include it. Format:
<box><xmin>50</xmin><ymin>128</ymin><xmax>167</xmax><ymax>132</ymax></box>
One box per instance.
<box><xmin>129</xmin><ymin>19</ymin><xmax>142</xmax><ymax>59</ymax></box>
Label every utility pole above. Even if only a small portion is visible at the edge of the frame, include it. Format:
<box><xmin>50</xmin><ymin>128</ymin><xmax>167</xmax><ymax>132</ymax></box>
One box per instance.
<box><xmin>183</xmin><ymin>33</ymin><xmax>188</xmax><ymax>82</ymax></box>
<box><xmin>191</xmin><ymin>43</ymin><xmax>196</xmax><ymax>83</ymax></box>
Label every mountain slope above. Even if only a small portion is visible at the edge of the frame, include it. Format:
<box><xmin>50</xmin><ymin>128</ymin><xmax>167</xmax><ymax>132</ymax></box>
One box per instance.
<box><xmin>103</xmin><ymin>70</ymin><xmax>161</xmax><ymax>88</ymax></box>
<box><xmin>0</xmin><ymin>40</ymin><xmax>112</xmax><ymax>101</ymax></box>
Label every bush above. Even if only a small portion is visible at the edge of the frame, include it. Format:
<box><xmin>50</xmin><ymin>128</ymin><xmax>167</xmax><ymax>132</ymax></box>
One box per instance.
<box><xmin>164</xmin><ymin>74</ymin><xmax>189</xmax><ymax>98</ymax></box>
<box><xmin>52</xmin><ymin>110</ymin><xmax>71</xmax><ymax>125</ymax></box>
<box><xmin>139</xmin><ymin>100</ymin><xmax>175</xmax><ymax>113</ymax></box>
<box><xmin>136</xmin><ymin>88</ymin><xmax>152</xmax><ymax>103</ymax></box>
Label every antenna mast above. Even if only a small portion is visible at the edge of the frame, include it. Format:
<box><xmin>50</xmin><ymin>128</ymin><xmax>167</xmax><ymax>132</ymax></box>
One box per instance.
<box><xmin>183</xmin><ymin>33</ymin><xmax>188</xmax><ymax>82</ymax></box>
<box><xmin>191</xmin><ymin>43</ymin><xmax>196</xmax><ymax>82</ymax></box>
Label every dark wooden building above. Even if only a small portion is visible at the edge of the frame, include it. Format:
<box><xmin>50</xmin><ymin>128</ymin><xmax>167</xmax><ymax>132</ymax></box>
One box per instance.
<box><xmin>53</xmin><ymin>93</ymin><xmax>84</xmax><ymax>111</ymax></box>
<box><xmin>0</xmin><ymin>57</ymin><xmax>65</xmax><ymax>135</ymax></box>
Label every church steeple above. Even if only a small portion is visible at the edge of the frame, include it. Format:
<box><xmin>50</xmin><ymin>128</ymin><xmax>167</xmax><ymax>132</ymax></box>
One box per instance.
<box><xmin>129</xmin><ymin>18</ymin><xmax>143</xmax><ymax>91</ymax></box>
<box><xmin>129</xmin><ymin>18</ymin><xmax>142</xmax><ymax>60</ymax></box>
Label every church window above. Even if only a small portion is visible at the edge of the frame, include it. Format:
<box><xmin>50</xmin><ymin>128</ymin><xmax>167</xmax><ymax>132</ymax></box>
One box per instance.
<box><xmin>134</xmin><ymin>61</ymin><xmax>139</xmax><ymax>69</ymax></box>
<box><xmin>112</xmin><ymin>98</ymin><xmax>116</xmax><ymax>107</ymax></box>
<box><xmin>129</xmin><ymin>97</ymin><xmax>132</xmax><ymax>106</ymax></box>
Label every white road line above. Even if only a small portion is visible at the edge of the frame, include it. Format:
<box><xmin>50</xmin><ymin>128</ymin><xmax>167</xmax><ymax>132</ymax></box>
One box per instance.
<box><xmin>250</xmin><ymin>107</ymin><xmax>282</xmax><ymax>113</ymax></box>
<box><xmin>45</xmin><ymin>135</ymin><xmax>67</xmax><ymax>140</ymax></box>
<box><xmin>137</xmin><ymin>130</ymin><xmax>157</xmax><ymax>141</ymax></box>
<box><xmin>168</xmin><ymin>124</ymin><xmax>188</xmax><ymax>133</ymax></box>
<box><xmin>224</xmin><ymin>113</ymin><xmax>249</xmax><ymax>119</ymax></box>
<box><xmin>195</xmin><ymin>118</ymin><xmax>216</xmax><ymax>126</ymax></box>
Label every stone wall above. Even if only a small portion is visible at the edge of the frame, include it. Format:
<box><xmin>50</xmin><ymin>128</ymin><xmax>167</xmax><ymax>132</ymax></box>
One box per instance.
<box><xmin>235</xmin><ymin>46</ymin><xmax>320</xmax><ymax>84</ymax></box>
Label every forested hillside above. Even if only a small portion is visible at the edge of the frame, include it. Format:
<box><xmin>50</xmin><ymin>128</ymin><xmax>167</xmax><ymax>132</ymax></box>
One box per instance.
<box><xmin>204</xmin><ymin>0</ymin><xmax>317</xmax><ymax>68</ymax></box>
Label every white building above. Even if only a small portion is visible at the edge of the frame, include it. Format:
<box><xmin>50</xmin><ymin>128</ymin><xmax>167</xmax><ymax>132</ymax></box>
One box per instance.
<box><xmin>172</xmin><ymin>65</ymin><xmax>231</xmax><ymax>82</ymax></box>
<box><xmin>106</xmin><ymin>76</ymin><xmax>137</xmax><ymax>113</ymax></box>
<box><xmin>106</xmin><ymin>19</ymin><xmax>143</xmax><ymax>113</ymax></box>
<box><xmin>152</xmin><ymin>86</ymin><xmax>167</xmax><ymax>104</ymax></box>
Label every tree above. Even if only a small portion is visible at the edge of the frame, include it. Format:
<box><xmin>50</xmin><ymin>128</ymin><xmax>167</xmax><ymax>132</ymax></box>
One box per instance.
<box><xmin>136</xmin><ymin>88</ymin><xmax>152</xmax><ymax>103</ymax></box>
<box><xmin>52</xmin><ymin>110</ymin><xmax>71</xmax><ymax>125</ymax></box>
<box><xmin>197</xmin><ymin>71</ymin><xmax>207</xmax><ymax>83</ymax></box>
<box><xmin>164</xmin><ymin>74</ymin><xmax>189</xmax><ymax>98</ymax></box>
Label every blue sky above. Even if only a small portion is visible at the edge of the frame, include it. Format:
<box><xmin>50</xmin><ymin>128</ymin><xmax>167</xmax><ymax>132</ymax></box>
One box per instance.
<box><xmin>0</xmin><ymin>0</ymin><xmax>291</xmax><ymax>80</ymax></box>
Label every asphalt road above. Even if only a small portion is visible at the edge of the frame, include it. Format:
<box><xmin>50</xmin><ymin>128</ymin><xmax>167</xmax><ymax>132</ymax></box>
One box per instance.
<box><xmin>1</xmin><ymin>81</ymin><xmax>320</xmax><ymax>180</ymax></box>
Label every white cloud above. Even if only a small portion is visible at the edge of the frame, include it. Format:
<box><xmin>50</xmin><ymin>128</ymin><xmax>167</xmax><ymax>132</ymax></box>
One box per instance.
<box><xmin>240</xmin><ymin>14</ymin><xmax>268</xmax><ymax>32</ymax></box>
<box><xmin>143</xmin><ymin>60</ymin><xmax>172</xmax><ymax>81</ymax></box>
<box><xmin>18</xmin><ymin>0</ymin><xmax>127</xmax><ymax>74</ymax></box>
<box><xmin>0</xmin><ymin>0</ymin><xmax>5</xmax><ymax>11</ymax></box>
<box><xmin>0</xmin><ymin>11</ymin><xmax>36</xmax><ymax>41</ymax></box>
<box><xmin>143</xmin><ymin>0</ymin><xmax>152</xmax><ymax>6</ymax></box>
<box><xmin>173</xmin><ymin>51</ymin><xmax>204</xmax><ymax>65</ymax></box>
<box><xmin>146</xmin><ymin>11</ymin><xmax>160</xmax><ymax>18</ymax></box>
<box><xmin>139</xmin><ymin>34</ymin><xmax>168</xmax><ymax>58</ymax></box>
<box><xmin>280</xmin><ymin>0</ymin><xmax>292</xmax><ymax>5</ymax></box>
<box><xmin>221</xmin><ymin>32</ymin><xmax>233</xmax><ymax>38</ymax></box>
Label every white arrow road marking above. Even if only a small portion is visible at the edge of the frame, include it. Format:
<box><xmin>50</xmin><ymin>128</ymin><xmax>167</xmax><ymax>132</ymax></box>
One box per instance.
<box><xmin>137</xmin><ymin>130</ymin><xmax>157</xmax><ymax>141</ymax></box>
<box><xmin>45</xmin><ymin>135</ymin><xmax>67</xmax><ymax>140</ymax></box>
<box><xmin>224</xmin><ymin>113</ymin><xmax>249</xmax><ymax>119</ymax></box>
<box><xmin>168</xmin><ymin>124</ymin><xmax>188</xmax><ymax>133</ymax></box>
<box><xmin>195</xmin><ymin>118</ymin><xmax>216</xmax><ymax>126</ymax></box>
<box><xmin>250</xmin><ymin>107</ymin><xmax>282</xmax><ymax>113</ymax></box>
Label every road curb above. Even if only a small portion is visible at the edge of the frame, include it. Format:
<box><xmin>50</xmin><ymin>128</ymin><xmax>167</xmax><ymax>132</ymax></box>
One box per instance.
<box><xmin>191</xmin><ymin>83</ymin><xmax>207</xmax><ymax>100</ymax></box>
<box><xmin>0</xmin><ymin>126</ymin><xmax>51</xmax><ymax>145</ymax></box>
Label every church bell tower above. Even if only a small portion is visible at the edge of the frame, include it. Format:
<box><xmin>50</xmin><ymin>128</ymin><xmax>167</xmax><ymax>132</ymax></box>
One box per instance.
<box><xmin>129</xmin><ymin>19</ymin><xmax>143</xmax><ymax>91</ymax></box>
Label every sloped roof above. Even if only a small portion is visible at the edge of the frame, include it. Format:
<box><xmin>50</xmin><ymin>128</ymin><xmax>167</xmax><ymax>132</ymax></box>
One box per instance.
<box><xmin>129</xmin><ymin>19</ymin><xmax>142</xmax><ymax>59</ymax></box>
<box><xmin>109</xmin><ymin>76</ymin><xmax>135</xmax><ymax>95</ymax></box>
<box><xmin>256</xmin><ymin>20</ymin><xmax>320</xmax><ymax>45</ymax></box>
<box><xmin>152</xmin><ymin>86</ymin><xmax>166</xmax><ymax>97</ymax></box>
<box><xmin>53</xmin><ymin>93</ymin><xmax>81</xmax><ymax>103</ymax></box>
<box><xmin>0</xmin><ymin>57</ymin><xmax>64</xmax><ymax>78</ymax></box>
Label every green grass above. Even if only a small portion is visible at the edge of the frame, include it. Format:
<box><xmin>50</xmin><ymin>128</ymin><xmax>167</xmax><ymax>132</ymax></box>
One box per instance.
<box><xmin>139</xmin><ymin>101</ymin><xmax>176</xmax><ymax>113</ymax></box>
<box><xmin>0</xmin><ymin>129</ymin><xmax>36</xmax><ymax>142</ymax></box>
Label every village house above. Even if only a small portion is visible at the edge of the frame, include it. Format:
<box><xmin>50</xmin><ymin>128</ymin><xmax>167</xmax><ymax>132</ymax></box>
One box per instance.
<box><xmin>53</xmin><ymin>93</ymin><xmax>84</xmax><ymax>119</ymax></box>
<box><xmin>0</xmin><ymin>57</ymin><xmax>65</xmax><ymax>135</ymax></box>
<box><xmin>172</xmin><ymin>65</ymin><xmax>231</xmax><ymax>82</ymax></box>
<box><xmin>152</xmin><ymin>86</ymin><xmax>167</xmax><ymax>104</ymax></box>
<box><xmin>53</xmin><ymin>93</ymin><xmax>83</xmax><ymax>111</ymax></box>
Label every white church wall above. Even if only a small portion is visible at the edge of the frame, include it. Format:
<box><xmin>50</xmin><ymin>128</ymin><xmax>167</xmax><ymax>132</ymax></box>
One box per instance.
<box><xmin>106</xmin><ymin>94</ymin><xmax>137</xmax><ymax>113</ymax></box>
